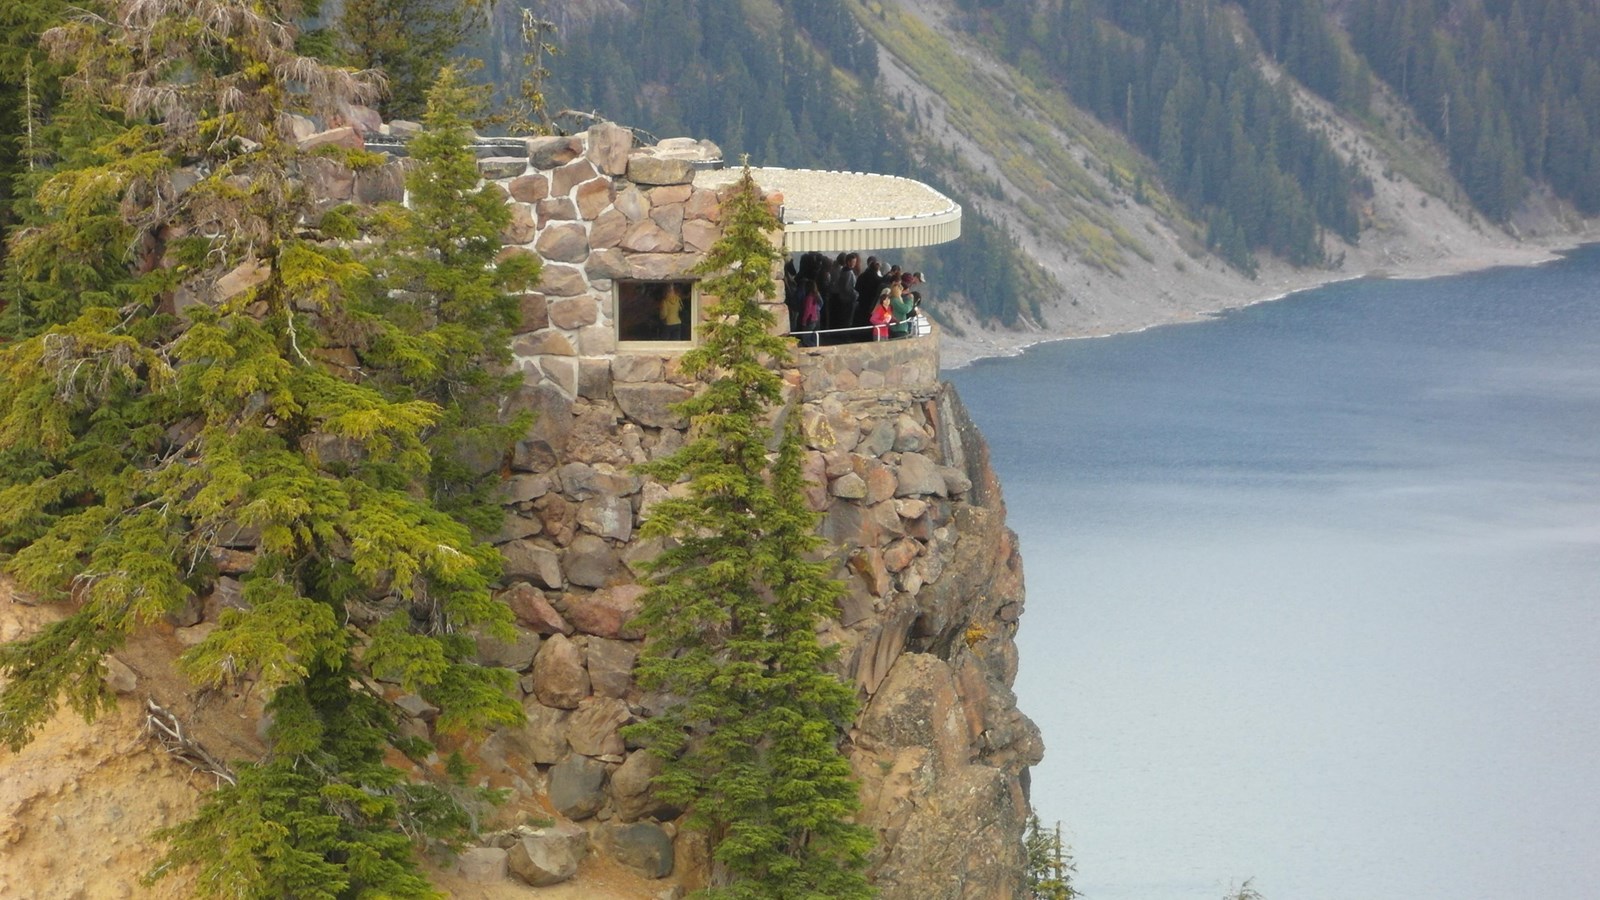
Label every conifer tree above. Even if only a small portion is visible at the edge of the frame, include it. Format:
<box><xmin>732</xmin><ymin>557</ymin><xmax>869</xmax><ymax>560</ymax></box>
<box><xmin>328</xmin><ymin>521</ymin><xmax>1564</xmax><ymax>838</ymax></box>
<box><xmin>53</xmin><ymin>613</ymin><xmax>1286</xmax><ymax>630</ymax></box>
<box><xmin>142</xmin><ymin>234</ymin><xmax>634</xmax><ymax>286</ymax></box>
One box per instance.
<box><xmin>1024</xmin><ymin>813</ymin><xmax>1080</xmax><ymax>900</ymax></box>
<box><xmin>335</xmin><ymin>0</ymin><xmax>485</xmax><ymax>120</ymax></box>
<box><xmin>0</xmin><ymin>1</ymin><xmax>528</xmax><ymax>894</ymax></box>
<box><xmin>624</xmin><ymin>168</ymin><xmax>874</xmax><ymax>898</ymax></box>
<box><xmin>354</xmin><ymin>65</ymin><xmax>538</xmax><ymax>533</ymax></box>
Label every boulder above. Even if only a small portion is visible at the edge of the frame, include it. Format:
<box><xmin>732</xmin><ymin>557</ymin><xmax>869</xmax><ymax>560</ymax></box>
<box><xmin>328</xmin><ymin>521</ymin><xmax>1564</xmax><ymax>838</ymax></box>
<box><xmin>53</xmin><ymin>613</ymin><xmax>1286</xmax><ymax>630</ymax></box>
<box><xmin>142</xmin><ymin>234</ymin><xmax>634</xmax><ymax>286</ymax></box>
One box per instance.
<box><xmin>548</xmin><ymin>297</ymin><xmax>600</xmax><ymax>330</ymax></box>
<box><xmin>456</xmin><ymin>847</ymin><xmax>509</xmax><ymax>883</ymax></box>
<box><xmin>682</xmin><ymin>218</ymin><xmax>720</xmax><ymax>252</ymax></box>
<box><xmin>519</xmin><ymin>700</ymin><xmax>572</xmax><ymax>764</ymax></box>
<box><xmin>620</xmin><ymin>220</ymin><xmax>682</xmax><ymax>253</ymax></box>
<box><xmin>626</xmin><ymin>156</ymin><xmax>695</xmax><ymax>186</ymax></box>
<box><xmin>579</xmin><ymin>358</ymin><xmax>613</xmax><ymax>401</ymax></box>
<box><xmin>611</xmin><ymin>751</ymin><xmax>679</xmax><ymax>822</ymax></box>
<box><xmin>501</xmin><ymin>583</ymin><xmax>573</xmax><ymax>635</ymax></box>
<box><xmin>648</xmin><ymin>183</ymin><xmax>693</xmax><ymax>205</ymax></box>
<box><xmin>893</xmin><ymin>414</ymin><xmax>932</xmax><ymax>453</ymax></box>
<box><xmin>883</xmin><ymin>538</ymin><xmax>922</xmax><ymax>573</ymax></box>
<box><xmin>203</xmin><ymin>576</ymin><xmax>248</xmax><ymax>619</ymax></box>
<box><xmin>302</xmin><ymin>157</ymin><xmax>354</xmax><ymax>203</ymax></box>
<box><xmin>615</xmin><ymin>184</ymin><xmax>649</xmax><ymax>221</ymax></box>
<box><xmin>516</xmin><ymin>292</ymin><xmax>549</xmax><ymax>334</ymax></box>
<box><xmin>576</xmin><ymin>177</ymin><xmax>614</xmax><ymax>218</ymax></box>
<box><xmin>548</xmin><ymin>754</ymin><xmax>608</xmax><ymax>820</ymax></box>
<box><xmin>894</xmin><ymin>451</ymin><xmax>947</xmax><ymax>498</ymax></box>
<box><xmin>215</xmin><ymin>259</ymin><xmax>271</xmax><ymax>303</ymax></box>
<box><xmin>507</xmin><ymin>829</ymin><xmax>580</xmax><ymax>887</ymax></box>
<box><xmin>592</xmin><ymin>208</ymin><xmax>627</xmax><ymax>249</ymax></box>
<box><xmin>537</xmin><ymin>263</ymin><xmax>588</xmax><ymax>297</ymax></box>
<box><xmin>600</xmin><ymin>822</ymin><xmax>675</xmax><ymax>878</ymax></box>
<box><xmin>614</xmin><ymin>383</ymin><xmax>692</xmax><ymax>429</ymax></box>
<box><xmin>512</xmin><ymin>329</ymin><xmax>577</xmax><ymax>357</ymax></box>
<box><xmin>536</xmin><ymin>196</ymin><xmax>580</xmax><ymax>223</ymax></box>
<box><xmin>336</xmin><ymin>103</ymin><xmax>382</xmax><ymax>134</ymax></box>
<box><xmin>509</xmin><ymin>172</ymin><xmax>550</xmax><ymax>203</ymax></box>
<box><xmin>531</xmin><ymin>633</ymin><xmax>590</xmax><ymax>709</ymax></box>
<box><xmin>850</xmin><ymin>548</ymin><xmax>892</xmax><ymax>598</ymax></box>
<box><xmin>585</xmin><ymin>247</ymin><xmax>630</xmax><ymax>280</ymax></box>
<box><xmin>287</xmin><ymin>114</ymin><xmax>318</xmax><ymax>141</ymax></box>
<box><xmin>501</xmin><ymin>540</ymin><xmax>564</xmax><ymax>590</ymax></box>
<box><xmin>627</xmin><ymin>252</ymin><xmax>698</xmax><ymax>280</ymax></box>
<box><xmin>684</xmin><ymin>187</ymin><xmax>722</xmax><ymax>221</ymax></box>
<box><xmin>649</xmin><ymin>202</ymin><xmax>685</xmax><ymax>236</ymax></box>
<box><xmin>566</xmin><ymin>695</ymin><xmax>631</xmax><ymax>758</ymax></box>
<box><xmin>563</xmin><ymin>534</ymin><xmax>623</xmax><ymax>589</ymax></box>
<box><xmin>500</xmin><ymin>473</ymin><xmax>552</xmax><ymax>504</ymax></box>
<box><xmin>577</xmin><ymin>495</ymin><xmax>634</xmax><ymax>541</ymax></box>
<box><xmin>502</xmin><ymin>203</ymin><xmax>537</xmax><ymax>245</ymax></box>
<box><xmin>584</xmin><ymin>637</ymin><xmax>639</xmax><ymax>699</ymax></box>
<box><xmin>861</xmin><ymin>459</ymin><xmax>899</xmax><ymax>505</ymax></box>
<box><xmin>585</xmin><ymin>121</ymin><xmax>633</xmax><ymax>175</ymax></box>
<box><xmin>562</xmin><ymin>583</ymin><xmax>646</xmax><ymax>639</ymax></box>
<box><xmin>536</xmin><ymin>222</ymin><xmax>590</xmax><ymax>263</ymax></box>
<box><xmin>941</xmin><ymin>465</ymin><xmax>974</xmax><ymax>496</ymax></box>
<box><xmin>166</xmin><ymin>593</ymin><xmax>204</xmax><ymax>628</ymax></box>
<box><xmin>552</xmin><ymin>158</ymin><xmax>600</xmax><ymax>196</ymax></box>
<box><xmin>103</xmin><ymin>655</ymin><xmax>138</xmax><ymax>694</ymax></box>
<box><xmin>544</xmin><ymin>353</ymin><xmax>582</xmax><ymax>395</ymax></box>
<box><xmin>578</xmin><ymin>323</ymin><xmax>618</xmax><ymax>357</ymax></box>
<box><xmin>528</xmin><ymin>135</ymin><xmax>582</xmax><ymax>169</ymax></box>
<box><xmin>860</xmin><ymin>419</ymin><xmax>897</xmax><ymax>457</ymax></box>
<box><xmin>473</xmin><ymin>627</ymin><xmax>541</xmax><ymax>671</ymax></box>
<box><xmin>829</xmin><ymin>472</ymin><xmax>867</xmax><ymax>499</ymax></box>
<box><xmin>299</xmin><ymin>126</ymin><xmax>361</xmax><ymax>151</ymax></box>
<box><xmin>394</xmin><ymin>694</ymin><xmax>439</xmax><ymax>721</ymax></box>
<box><xmin>536</xmin><ymin>494</ymin><xmax>577</xmax><ymax>546</ymax></box>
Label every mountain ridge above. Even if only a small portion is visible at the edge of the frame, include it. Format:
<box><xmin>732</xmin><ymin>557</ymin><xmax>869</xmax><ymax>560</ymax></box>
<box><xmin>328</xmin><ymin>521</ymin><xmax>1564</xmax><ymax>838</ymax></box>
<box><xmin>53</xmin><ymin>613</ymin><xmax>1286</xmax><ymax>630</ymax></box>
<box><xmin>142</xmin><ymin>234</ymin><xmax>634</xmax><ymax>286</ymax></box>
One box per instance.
<box><xmin>533</xmin><ymin>0</ymin><xmax>1599</xmax><ymax>366</ymax></box>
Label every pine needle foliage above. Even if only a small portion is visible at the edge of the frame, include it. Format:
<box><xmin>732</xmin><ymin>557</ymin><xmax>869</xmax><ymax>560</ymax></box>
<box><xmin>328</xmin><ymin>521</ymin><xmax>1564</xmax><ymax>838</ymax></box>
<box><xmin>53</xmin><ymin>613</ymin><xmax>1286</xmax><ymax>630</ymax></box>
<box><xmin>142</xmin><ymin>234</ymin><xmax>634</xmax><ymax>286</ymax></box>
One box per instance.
<box><xmin>1024</xmin><ymin>813</ymin><xmax>1080</xmax><ymax>900</ymax></box>
<box><xmin>353</xmin><ymin>64</ymin><xmax>538</xmax><ymax>534</ymax></box>
<box><xmin>0</xmin><ymin>2</ymin><xmax>529</xmax><ymax>895</ymax></box>
<box><xmin>623</xmin><ymin>169</ymin><xmax>875</xmax><ymax>899</ymax></box>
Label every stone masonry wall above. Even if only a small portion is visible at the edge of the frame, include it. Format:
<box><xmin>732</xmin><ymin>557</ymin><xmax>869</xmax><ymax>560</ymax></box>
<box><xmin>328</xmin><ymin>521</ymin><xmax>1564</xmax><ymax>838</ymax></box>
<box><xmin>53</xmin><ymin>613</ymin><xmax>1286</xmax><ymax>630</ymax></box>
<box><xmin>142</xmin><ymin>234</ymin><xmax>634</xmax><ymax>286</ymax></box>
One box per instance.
<box><xmin>792</xmin><ymin>330</ymin><xmax>942</xmax><ymax>398</ymax></box>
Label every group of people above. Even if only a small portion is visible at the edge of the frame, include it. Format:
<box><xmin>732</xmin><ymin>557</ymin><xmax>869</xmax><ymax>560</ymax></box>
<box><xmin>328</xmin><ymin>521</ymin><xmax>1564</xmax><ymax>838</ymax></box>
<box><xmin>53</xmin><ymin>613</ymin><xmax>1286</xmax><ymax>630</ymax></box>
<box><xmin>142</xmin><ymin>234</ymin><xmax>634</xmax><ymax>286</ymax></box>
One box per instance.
<box><xmin>784</xmin><ymin>251</ymin><xmax>929</xmax><ymax>345</ymax></box>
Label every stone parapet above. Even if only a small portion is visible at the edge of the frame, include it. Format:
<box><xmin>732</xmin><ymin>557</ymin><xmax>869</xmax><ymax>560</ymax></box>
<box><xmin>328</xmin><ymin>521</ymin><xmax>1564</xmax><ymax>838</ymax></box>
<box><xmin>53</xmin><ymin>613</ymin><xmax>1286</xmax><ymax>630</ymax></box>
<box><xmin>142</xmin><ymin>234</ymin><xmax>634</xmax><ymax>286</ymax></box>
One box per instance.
<box><xmin>790</xmin><ymin>330</ymin><xmax>941</xmax><ymax>399</ymax></box>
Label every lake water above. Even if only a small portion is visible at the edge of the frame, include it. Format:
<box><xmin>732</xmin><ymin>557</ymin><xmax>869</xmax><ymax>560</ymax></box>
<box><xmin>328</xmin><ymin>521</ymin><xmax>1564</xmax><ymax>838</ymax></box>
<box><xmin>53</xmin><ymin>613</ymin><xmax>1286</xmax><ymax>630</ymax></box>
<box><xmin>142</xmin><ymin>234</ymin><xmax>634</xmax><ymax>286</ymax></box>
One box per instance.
<box><xmin>947</xmin><ymin>245</ymin><xmax>1600</xmax><ymax>900</ymax></box>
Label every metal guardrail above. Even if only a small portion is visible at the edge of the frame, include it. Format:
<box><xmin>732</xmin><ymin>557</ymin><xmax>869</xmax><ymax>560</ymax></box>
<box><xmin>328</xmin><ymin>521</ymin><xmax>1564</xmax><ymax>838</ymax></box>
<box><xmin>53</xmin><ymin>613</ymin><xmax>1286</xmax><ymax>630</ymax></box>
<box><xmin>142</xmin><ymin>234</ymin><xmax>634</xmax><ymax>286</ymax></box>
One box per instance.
<box><xmin>789</xmin><ymin>318</ymin><xmax>932</xmax><ymax>346</ymax></box>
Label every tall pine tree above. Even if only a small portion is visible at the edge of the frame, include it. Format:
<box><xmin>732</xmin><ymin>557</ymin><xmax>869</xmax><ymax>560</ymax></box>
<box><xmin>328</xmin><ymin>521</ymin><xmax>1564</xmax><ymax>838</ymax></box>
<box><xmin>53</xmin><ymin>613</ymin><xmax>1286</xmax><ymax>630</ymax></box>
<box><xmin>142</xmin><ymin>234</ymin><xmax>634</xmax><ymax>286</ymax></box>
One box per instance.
<box><xmin>624</xmin><ymin>169</ymin><xmax>874</xmax><ymax>899</ymax></box>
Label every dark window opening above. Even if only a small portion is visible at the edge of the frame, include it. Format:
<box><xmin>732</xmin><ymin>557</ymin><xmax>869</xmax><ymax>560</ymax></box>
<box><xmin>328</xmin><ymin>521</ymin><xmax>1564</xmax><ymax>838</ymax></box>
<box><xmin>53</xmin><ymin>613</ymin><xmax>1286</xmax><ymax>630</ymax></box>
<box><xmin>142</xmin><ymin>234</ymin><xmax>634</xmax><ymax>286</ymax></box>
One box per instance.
<box><xmin>617</xmin><ymin>280</ymin><xmax>695</xmax><ymax>344</ymax></box>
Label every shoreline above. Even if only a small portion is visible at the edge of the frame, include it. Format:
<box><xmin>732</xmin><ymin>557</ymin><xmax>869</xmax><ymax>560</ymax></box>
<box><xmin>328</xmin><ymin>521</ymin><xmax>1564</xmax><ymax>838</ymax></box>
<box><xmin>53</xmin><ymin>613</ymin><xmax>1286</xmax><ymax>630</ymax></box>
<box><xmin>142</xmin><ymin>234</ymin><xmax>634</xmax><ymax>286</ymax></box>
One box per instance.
<box><xmin>938</xmin><ymin>234</ymin><xmax>1598</xmax><ymax>371</ymax></box>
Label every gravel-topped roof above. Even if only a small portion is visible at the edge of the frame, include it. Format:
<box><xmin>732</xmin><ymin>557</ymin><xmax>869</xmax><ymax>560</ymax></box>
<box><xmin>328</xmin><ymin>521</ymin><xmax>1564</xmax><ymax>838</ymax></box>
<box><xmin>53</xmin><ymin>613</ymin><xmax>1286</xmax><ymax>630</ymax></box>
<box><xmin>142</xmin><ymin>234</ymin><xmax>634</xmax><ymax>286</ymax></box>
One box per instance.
<box><xmin>694</xmin><ymin>167</ymin><xmax>962</xmax><ymax>253</ymax></box>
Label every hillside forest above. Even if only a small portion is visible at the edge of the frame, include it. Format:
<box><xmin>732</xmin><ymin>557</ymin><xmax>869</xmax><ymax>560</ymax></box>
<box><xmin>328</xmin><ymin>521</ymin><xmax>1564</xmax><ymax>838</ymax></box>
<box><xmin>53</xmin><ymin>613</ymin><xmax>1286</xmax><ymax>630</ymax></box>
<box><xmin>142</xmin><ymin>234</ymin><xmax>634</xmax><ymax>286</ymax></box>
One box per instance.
<box><xmin>514</xmin><ymin>0</ymin><xmax>1600</xmax><ymax>311</ymax></box>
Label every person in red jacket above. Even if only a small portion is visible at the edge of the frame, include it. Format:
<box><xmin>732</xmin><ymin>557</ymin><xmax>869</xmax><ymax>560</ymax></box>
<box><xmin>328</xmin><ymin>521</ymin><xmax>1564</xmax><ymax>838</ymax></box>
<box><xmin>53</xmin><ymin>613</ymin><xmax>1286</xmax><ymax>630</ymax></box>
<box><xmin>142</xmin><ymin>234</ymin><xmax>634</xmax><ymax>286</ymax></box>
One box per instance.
<box><xmin>869</xmin><ymin>288</ymin><xmax>895</xmax><ymax>340</ymax></box>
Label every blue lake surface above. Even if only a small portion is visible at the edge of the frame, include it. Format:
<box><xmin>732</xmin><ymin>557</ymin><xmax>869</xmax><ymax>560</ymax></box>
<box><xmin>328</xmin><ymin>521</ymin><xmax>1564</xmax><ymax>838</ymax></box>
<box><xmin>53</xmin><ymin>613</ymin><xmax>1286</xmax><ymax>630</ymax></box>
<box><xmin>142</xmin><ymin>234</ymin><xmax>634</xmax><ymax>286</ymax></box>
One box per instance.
<box><xmin>947</xmin><ymin>245</ymin><xmax>1600</xmax><ymax>900</ymax></box>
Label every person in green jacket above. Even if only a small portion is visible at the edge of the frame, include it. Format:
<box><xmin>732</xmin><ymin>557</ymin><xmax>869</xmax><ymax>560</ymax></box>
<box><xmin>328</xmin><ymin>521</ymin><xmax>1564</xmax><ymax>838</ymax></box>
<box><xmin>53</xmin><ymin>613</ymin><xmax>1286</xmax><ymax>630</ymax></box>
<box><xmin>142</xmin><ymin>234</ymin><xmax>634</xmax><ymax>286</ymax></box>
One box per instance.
<box><xmin>888</xmin><ymin>280</ymin><xmax>914</xmax><ymax>338</ymax></box>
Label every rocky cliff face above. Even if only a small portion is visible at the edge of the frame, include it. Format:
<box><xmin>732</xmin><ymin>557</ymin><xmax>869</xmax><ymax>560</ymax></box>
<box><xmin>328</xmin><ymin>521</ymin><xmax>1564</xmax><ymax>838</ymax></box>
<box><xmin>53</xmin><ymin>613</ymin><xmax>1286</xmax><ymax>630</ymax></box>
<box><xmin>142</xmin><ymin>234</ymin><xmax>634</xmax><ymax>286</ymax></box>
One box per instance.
<box><xmin>469</xmin><ymin>350</ymin><xmax>1042</xmax><ymax>896</ymax></box>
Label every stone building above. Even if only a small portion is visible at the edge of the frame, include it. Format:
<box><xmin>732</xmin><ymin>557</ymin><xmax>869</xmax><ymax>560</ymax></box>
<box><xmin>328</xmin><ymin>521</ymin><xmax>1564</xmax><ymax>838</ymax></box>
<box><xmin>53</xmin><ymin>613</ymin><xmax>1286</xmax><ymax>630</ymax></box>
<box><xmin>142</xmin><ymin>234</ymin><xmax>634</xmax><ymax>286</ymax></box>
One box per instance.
<box><xmin>315</xmin><ymin>118</ymin><xmax>1043</xmax><ymax>897</ymax></box>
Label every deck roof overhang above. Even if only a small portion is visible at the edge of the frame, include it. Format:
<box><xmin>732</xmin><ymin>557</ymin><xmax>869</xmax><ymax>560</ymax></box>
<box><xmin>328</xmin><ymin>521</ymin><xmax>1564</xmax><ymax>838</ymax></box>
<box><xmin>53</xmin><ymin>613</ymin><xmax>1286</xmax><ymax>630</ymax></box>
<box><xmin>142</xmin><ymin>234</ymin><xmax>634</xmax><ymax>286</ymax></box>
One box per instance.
<box><xmin>694</xmin><ymin>167</ymin><xmax>962</xmax><ymax>253</ymax></box>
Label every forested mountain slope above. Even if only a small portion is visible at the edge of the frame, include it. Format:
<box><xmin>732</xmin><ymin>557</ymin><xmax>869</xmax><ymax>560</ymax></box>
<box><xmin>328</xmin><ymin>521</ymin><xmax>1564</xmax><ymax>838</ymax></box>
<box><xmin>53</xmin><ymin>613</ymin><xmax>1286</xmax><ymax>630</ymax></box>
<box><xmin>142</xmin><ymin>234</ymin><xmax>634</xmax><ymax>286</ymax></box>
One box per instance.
<box><xmin>506</xmin><ymin>0</ymin><xmax>1597</xmax><ymax>361</ymax></box>
<box><xmin>4</xmin><ymin>0</ymin><xmax>1595</xmax><ymax>355</ymax></box>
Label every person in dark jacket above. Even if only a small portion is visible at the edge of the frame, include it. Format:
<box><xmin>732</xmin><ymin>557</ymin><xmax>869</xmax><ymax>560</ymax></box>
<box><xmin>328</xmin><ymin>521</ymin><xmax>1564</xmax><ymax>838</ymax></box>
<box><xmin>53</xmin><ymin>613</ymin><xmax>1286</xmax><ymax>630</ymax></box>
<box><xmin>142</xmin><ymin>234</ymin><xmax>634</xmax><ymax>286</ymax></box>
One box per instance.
<box><xmin>829</xmin><ymin>252</ymin><xmax>858</xmax><ymax>333</ymax></box>
<box><xmin>854</xmin><ymin>256</ymin><xmax>883</xmax><ymax>334</ymax></box>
